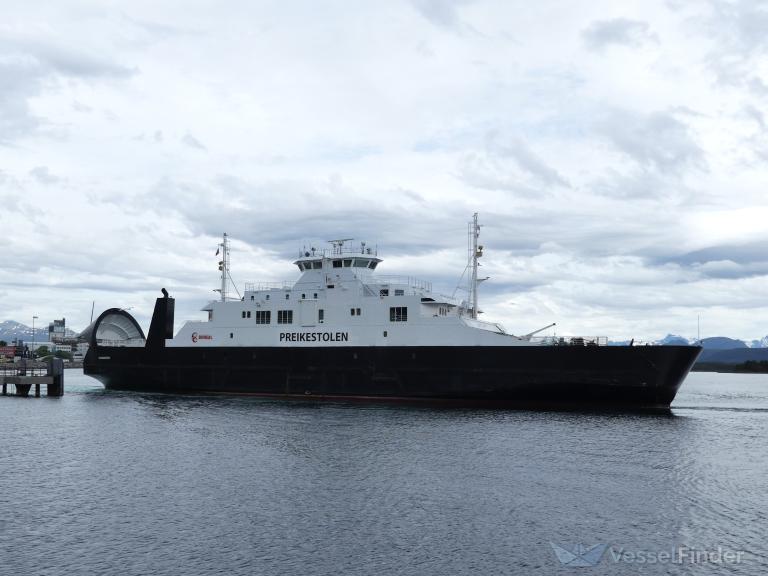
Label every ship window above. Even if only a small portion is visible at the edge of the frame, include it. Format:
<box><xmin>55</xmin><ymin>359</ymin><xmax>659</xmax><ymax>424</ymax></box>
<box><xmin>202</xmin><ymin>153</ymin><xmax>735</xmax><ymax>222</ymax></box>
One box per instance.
<box><xmin>277</xmin><ymin>310</ymin><xmax>293</xmax><ymax>324</ymax></box>
<box><xmin>313</xmin><ymin>293</ymin><xmax>318</xmax><ymax>299</ymax></box>
<box><xmin>350</xmin><ymin>307</ymin><xmax>361</xmax><ymax>316</ymax></box>
<box><xmin>380</xmin><ymin>289</ymin><xmax>389</xmax><ymax>297</ymax></box>
<box><xmin>353</xmin><ymin>258</ymin><xmax>368</xmax><ymax>268</ymax></box>
<box><xmin>356</xmin><ymin>308</ymin><xmax>361</xmax><ymax>315</ymax></box>
<box><xmin>230</xmin><ymin>333</ymin><xmax>233</xmax><ymax>338</ymax></box>
<box><xmin>247</xmin><ymin>311</ymin><xmax>252</xmax><ymax>318</ymax></box>
<box><xmin>242</xmin><ymin>311</ymin><xmax>246</xmax><ymax>318</ymax></box>
<box><xmin>298</xmin><ymin>263</ymin><xmax>304</xmax><ymax>271</ymax></box>
<box><xmin>343</xmin><ymin>259</ymin><xmax>352</xmax><ymax>267</ymax></box>
<box><xmin>255</xmin><ymin>311</ymin><xmax>270</xmax><ymax>324</ymax></box>
<box><xmin>250</xmin><ymin>295</ymin><xmax>254</xmax><ymax>301</ymax></box>
<box><xmin>395</xmin><ymin>289</ymin><xmax>404</xmax><ymax>296</ymax></box>
<box><xmin>390</xmin><ymin>307</ymin><xmax>407</xmax><ymax>322</ymax></box>
<box><xmin>285</xmin><ymin>293</ymin><xmax>289</xmax><ymax>300</ymax></box>
<box><xmin>368</xmin><ymin>261</ymin><xmax>377</xmax><ymax>269</ymax></box>
<box><xmin>383</xmin><ymin>330</ymin><xmax>388</xmax><ymax>337</ymax></box>
<box><xmin>350</xmin><ymin>308</ymin><xmax>355</xmax><ymax>316</ymax></box>
<box><xmin>318</xmin><ymin>309</ymin><xmax>324</xmax><ymax>323</ymax></box>
<box><xmin>266</xmin><ymin>295</ymin><xmax>270</xmax><ymax>300</ymax></box>
<box><xmin>301</xmin><ymin>293</ymin><xmax>305</xmax><ymax>299</ymax></box>
<box><xmin>312</xmin><ymin>261</ymin><xmax>322</xmax><ymax>269</ymax></box>
<box><xmin>333</xmin><ymin>259</ymin><xmax>342</xmax><ymax>268</ymax></box>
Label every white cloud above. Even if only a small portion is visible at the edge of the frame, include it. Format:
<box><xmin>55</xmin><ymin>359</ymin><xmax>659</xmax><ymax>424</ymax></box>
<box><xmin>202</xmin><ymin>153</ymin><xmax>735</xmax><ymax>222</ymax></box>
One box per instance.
<box><xmin>0</xmin><ymin>0</ymin><xmax>766</xmax><ymax>341</ymax></box>
<box><xmin>582</xmin><ymin>18</ymin><xmax>658</xmax><ymax>51</ymax></box>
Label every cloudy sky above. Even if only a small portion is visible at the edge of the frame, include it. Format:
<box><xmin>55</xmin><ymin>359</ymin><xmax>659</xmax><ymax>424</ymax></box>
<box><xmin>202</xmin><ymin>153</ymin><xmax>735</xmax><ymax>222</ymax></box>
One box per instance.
<box><xmin>1</xmin><ymin>0</ymin><xmax>766</xmax><ymax>341</ymax></box>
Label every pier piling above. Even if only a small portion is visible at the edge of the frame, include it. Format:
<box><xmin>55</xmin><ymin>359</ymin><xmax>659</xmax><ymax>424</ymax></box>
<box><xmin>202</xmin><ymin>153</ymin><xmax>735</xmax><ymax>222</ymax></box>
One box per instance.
<box><xmin>0</xmin><ymin>358</ymin><xmax>64</xmax><ymax>398</ymax></box>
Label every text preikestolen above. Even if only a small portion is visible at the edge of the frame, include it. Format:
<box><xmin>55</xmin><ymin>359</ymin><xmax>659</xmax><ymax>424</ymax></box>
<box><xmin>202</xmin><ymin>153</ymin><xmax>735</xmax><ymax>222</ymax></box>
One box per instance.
<box><xmin>279</xmin><ymin>332</ymin><xmax>349</xmax><ymax>342</ymax></box>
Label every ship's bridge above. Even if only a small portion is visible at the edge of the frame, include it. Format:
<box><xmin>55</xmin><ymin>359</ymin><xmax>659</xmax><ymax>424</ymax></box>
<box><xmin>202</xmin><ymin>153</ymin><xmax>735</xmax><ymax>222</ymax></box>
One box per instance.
<box><xmin>295</xmin><ymin>255</ymin><xmax>381</xmax><ymax>272</ymax></box>
<box><xmin>294</xmin><ymin>239</ymin><xmax>381</xmax><ymax>274</ymax></box>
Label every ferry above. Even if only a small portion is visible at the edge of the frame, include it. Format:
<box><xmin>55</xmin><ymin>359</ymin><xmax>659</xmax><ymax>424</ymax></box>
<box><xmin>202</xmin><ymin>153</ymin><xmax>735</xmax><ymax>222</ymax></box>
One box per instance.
<box><xmin>83</xmin><ymin>215</ymin><xmax>701</xmax><ymax>408</ymax></box>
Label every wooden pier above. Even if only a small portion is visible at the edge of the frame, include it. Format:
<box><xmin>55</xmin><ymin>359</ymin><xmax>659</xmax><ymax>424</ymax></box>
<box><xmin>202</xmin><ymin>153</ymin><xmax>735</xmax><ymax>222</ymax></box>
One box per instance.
<box><xmin>0</xmin><ymin>358</ymin><xmax>64</xmax><ymax>397</ymax></box>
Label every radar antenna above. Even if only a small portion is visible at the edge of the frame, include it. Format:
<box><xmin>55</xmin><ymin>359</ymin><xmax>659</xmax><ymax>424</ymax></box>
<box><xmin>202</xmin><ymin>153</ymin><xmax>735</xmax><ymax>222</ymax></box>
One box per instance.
<box><xmin>327</xmin><ymin>238</ymin><xmax>354</xmax><ymax>256</ymax></box>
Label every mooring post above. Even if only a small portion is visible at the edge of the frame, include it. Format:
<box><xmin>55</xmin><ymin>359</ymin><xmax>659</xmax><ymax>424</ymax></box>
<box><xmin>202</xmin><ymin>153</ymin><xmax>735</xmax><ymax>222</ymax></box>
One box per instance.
<box><xmin>48</xmin><ymin>358</ymin><xmax>64</xmax><ymax>397</ymax></box>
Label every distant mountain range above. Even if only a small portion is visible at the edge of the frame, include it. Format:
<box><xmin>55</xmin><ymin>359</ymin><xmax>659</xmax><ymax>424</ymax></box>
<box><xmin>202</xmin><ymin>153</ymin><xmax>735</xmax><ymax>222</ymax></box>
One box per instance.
<box><xmin>609</xmin><ymin>334</ymin><xmax>768</xmax><ymax>364</ymax></box>
<box><xmin>653</xmin><ymin>334</ymin><xmax>754</xmax><ymax>348</ymax></box>
<box><xmin>0</xmin><ymin>320</ymin><xmax>79</xmax><ymax>344</ymax></box>
<box><xmin>606</xmin><ymin>334</ymin><xmax>767</xmax><ymax>348</ymax></box>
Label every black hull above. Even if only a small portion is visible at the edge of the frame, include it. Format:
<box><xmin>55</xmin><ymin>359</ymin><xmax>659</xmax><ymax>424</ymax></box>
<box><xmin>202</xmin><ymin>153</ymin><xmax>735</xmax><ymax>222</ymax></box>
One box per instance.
<box><xmin>84</xmin><ymin>344</ymin><xmax>701</xmax><ymax>409</ymax></box>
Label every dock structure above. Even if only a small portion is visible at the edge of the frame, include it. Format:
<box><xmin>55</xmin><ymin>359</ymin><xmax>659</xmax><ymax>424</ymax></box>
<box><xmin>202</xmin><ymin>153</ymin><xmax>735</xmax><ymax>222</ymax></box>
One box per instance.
<box><xmin>0</xmin><ymin>358</ymin><xmax>64</xmax><ymax>397</ymax></box>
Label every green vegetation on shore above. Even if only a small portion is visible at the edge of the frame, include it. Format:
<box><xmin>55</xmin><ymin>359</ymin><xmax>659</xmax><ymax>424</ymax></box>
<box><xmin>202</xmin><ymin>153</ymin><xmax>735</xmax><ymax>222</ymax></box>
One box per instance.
<box><xmin>694</xmin><ymin>361</ymin><xmax>768</xmax><ymax>373</ymax></box>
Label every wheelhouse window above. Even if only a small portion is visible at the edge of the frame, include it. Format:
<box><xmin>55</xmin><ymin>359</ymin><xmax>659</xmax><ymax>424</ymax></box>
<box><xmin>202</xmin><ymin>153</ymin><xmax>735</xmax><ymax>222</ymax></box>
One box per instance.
<box><xmin>343</xmin><ymin>259</ymin><xmax>352</xmax><ymax>267</ymax></box>
<box><xmin>395</xmin><ymin>289</ymin><xmax>404</xmax><ymax>296</ymax></box>
<box><xmin>390</xmin><ymin>307</ymin><xmax>408</xmax><ymax>322</ymax></box>
<box><xmin>255</xmin><ymin>311</ymin><xmax>270</xmax><ymax>324</ymax></box>
<box><xmin>277</xmin><ymin>310</ymin><xmax>293</xmax><ymax>324</ymax></box>
<box><xmin>312</xmin><ymin>261</ymin><xmax>322</xmax><ymax>269</ymax></box>
<box><xmin>333</xmin><ymin>259</ymin><xmax>342</xmax><ymax>268</ymax></box>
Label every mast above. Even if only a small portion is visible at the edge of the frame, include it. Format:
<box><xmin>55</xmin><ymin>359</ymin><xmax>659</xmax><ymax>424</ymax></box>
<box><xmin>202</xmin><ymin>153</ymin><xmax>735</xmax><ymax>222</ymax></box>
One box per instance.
<box><xmin>468</xmin><ymin>213</ymin><xmax>482</xmax><ymax>319</ymax></box>
<box><xmin>218</xmin><ymin>233</ymin><xmax>229</xmax><ymax>302</ymax></box>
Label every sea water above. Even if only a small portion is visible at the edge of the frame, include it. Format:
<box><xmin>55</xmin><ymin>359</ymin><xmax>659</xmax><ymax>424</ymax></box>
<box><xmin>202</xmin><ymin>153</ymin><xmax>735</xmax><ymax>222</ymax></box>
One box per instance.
<box><xmin>1</xmin><ymin>370</ymin><xmax>766</xmax><ymax>575</ymax></box>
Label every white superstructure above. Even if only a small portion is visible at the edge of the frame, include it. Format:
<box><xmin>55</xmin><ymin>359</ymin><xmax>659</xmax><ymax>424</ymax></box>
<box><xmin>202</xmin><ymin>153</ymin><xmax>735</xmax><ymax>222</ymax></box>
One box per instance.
<box><xmin>172</xmin><ymin>231</ymin><xmax>536</xmax><ymax>348</ymax></box>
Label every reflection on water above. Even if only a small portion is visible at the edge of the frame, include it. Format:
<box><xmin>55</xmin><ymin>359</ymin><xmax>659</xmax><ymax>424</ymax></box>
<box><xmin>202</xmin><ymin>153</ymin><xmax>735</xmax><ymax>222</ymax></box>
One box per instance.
<box><xmin>1</xmin><ymin>370</ymin><xmax>766</xmax><ymax>575</ymax></box>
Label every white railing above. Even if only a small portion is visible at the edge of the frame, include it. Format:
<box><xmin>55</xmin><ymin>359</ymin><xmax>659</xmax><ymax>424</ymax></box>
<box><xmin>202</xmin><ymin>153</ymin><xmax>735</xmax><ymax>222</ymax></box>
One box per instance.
<box><xmin>532</xmin><ymin>336</ymin><xmax>608</xmax><ymax>347</ymax></box>
<box><xmin>245</xmin><ymin>281</ymin><xmax>293</xmax><ymax>291</ymax></box>
<box><xmin>370</xmin><ymin>275</ymin><xmax>432</xmax><ymax>291</ymax></box>
<box><xmin>297</xmin><ymin>245</ymin><xmax>378</xmax><ymax>258</ymax></box>
<box><xmin>96</xmin><ymin>338</ymin><xmax>146</xmax><ymax>348</ymax></box>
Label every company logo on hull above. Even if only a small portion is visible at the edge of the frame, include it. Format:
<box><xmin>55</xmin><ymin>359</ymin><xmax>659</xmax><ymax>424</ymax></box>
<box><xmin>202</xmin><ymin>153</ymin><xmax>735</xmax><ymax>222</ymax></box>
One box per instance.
<box><xmin>191</xmin><ymin>332</ymin><xmax>213</xmax><ymax>343</ymax></box>
<box><xmin>280</xmin><ymin>332</ymin><xmax>349</xmax><ymax>342</ymax></box>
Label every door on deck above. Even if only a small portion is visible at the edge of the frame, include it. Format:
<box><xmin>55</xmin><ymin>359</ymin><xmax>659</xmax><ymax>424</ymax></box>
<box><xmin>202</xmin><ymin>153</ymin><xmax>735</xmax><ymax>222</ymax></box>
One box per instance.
<box><xmin>300</xmin><ymin>300</ymin><xmax>317</xmax><ymax>327</ymax></box>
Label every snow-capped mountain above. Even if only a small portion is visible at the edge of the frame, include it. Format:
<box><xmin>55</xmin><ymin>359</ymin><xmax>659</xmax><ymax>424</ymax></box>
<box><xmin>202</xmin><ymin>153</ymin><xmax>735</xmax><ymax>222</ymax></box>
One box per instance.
<box><xmin>0</xmin><ymin>321</ymin><xmax>49</xmax><ymax>343</ymax></box>
<box><xmin>0</xmin><ymin>320</ymin><xmax>77</xmax><ymax>343</ymax></box>
<box><xmin>656</xmin><ymin>334</ymin><xmax>692</xmax><ymax>346</ymax></box>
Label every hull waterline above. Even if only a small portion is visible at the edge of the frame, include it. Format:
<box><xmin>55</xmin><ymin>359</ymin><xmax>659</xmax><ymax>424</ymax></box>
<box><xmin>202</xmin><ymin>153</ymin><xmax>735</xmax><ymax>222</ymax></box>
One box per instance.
<box><xmin>85</xmin><ymin>343</ymin><xmax>701</xmax><ymax>409</ymax></box>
